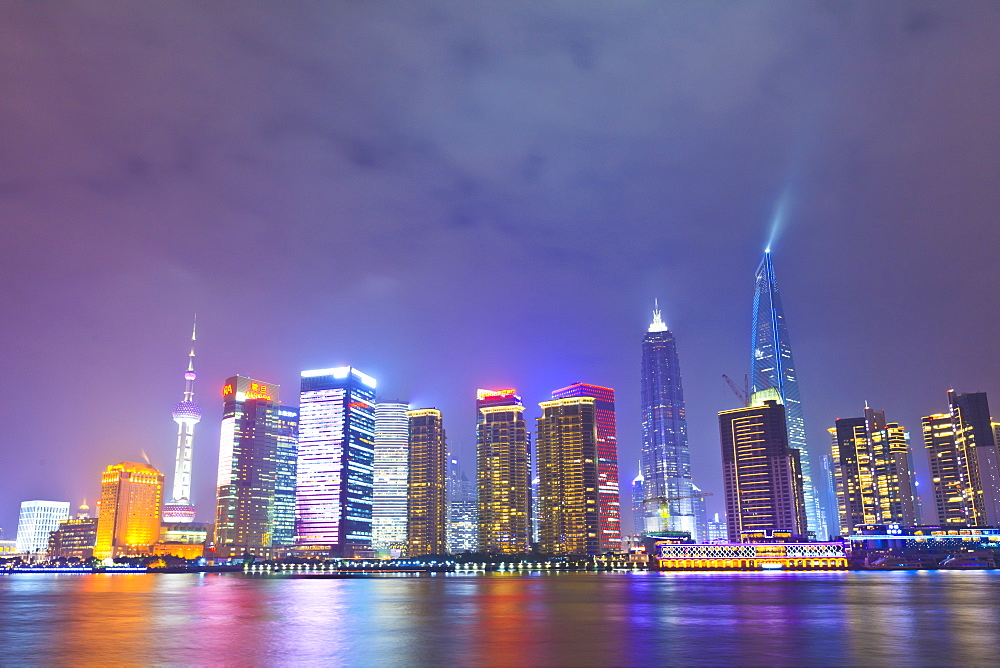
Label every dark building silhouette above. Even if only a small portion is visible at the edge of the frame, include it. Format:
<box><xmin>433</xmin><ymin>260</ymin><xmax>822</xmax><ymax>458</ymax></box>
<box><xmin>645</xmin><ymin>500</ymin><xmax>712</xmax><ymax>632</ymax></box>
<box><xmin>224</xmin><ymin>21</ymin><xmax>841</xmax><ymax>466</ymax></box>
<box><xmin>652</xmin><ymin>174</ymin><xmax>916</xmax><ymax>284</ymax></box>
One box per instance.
<box><xmin>719</xmin><ymin>390</ymin><xmax>807</xmax><ymax>541</ymax></box>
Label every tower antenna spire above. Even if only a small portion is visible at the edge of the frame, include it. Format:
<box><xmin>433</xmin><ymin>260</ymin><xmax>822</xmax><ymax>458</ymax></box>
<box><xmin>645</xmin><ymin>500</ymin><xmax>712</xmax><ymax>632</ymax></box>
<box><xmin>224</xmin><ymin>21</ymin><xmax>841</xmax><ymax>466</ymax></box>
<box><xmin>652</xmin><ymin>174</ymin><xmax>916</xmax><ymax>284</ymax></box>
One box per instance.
<box><xmin>187</xmin><ymin>314</ymin><xmax>197</xmax><ymax>372</ymax></box>
<box><xmin>648</xmin><ymin>299</ymin><xmax>668</xmax><ymax>333</ymax></box>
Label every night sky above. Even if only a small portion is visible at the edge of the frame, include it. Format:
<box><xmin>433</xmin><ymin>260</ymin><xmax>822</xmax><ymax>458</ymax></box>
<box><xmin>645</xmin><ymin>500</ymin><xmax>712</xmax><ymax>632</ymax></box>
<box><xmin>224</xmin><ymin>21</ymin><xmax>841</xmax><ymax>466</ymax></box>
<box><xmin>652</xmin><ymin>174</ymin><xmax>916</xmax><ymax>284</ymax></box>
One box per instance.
<box><xmin>2</xmin><ymin>2</ymin><xmax>999</xmax><ymax>535</ymax></box>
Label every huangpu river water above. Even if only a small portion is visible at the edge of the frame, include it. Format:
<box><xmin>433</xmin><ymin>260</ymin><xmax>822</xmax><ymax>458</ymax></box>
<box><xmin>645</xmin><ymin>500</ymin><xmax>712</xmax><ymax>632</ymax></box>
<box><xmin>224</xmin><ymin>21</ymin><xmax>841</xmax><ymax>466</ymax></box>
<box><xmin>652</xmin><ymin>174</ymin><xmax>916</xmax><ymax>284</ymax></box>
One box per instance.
<box><xmin>2</xmin><ymin>570</ymin><xmax>999</xmax><ymax>666</ymax></box>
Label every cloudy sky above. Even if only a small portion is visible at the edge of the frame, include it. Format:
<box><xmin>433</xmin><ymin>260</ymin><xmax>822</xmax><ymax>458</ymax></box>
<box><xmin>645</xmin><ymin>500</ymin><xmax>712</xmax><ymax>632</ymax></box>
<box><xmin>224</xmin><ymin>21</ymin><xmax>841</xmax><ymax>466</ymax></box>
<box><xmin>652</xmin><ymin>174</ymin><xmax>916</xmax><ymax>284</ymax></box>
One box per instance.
<box><xmin>2</xmin><ymin>1</ymin><xmax>999</xmax><ymax>533</ymax></box>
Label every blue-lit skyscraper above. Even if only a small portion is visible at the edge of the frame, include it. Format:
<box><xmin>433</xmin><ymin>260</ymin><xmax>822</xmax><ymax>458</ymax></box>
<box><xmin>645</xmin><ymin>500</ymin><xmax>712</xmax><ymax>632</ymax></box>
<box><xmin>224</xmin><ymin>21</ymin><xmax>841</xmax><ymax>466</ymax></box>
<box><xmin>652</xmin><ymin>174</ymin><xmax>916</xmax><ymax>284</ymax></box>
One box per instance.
<box><xmin>297</xmin><ymin>367</ymin><xmax>376</xmax><ymax>557</ymax></box>
<box><xmin>640</xmin><ymin>301</ymin><xmax>695</xmax><ymax>535</ymax></box>
<box><xmin>751</xmin><ymin>250</ymin><xmax>826</xmax><ymax>538</ymax></box>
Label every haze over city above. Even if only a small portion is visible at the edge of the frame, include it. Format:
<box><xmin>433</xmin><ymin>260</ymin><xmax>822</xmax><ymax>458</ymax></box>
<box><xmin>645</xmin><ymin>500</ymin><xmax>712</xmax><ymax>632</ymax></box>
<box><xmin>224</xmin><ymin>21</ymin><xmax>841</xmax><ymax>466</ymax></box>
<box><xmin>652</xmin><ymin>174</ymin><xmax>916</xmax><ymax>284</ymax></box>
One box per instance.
<box><xmin>2</xmin><ymin>1</ymin><xmax>999</xmax><ymax>535</ymax></box>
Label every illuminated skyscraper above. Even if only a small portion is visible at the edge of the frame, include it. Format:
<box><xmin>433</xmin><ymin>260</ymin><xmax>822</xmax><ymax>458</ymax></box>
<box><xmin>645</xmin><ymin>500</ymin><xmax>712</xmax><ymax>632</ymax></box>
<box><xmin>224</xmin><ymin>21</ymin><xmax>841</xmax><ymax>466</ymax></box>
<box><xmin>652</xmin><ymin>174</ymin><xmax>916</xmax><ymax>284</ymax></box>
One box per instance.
<box><xmin>829</xmin><ymin>405</ymin><xmax>917</xmax><ymax>534</ymax></box>
<box><xmin>214</xmin><ymin>376</ymin><xmax>298</xmax><ymax>558</ymax></box>
<box><xmin>373</xmin><ymin>402</ymin><xmax>410</xmax><ymax>551</ymax></box>
<box><xmin>719</xmin><ymin>390</ymin><xmax>807</xmax><ymax>541</ymax></box>
<box><xmin>94</xmin><ymin>462</ymin><xmax>164</xmax><ymax>558</ymax></box>
<box><xmin>297</xmin><ymin>367</ymin><xmax>376</xmax><ymax>557</ymax></box>
<box><xmin>552</xmin><ymin>383</ymin><xmax>622</xmax><ymax>552</ymax></box>
<box><xmin>640</xmin><ymin>301</ymin><xmax>695</xmax><ymax>534</ymax></box>
<box><xmin>15</xmin><ymin>501</ymin><xmax>70</xmax><ymax>557</ymax></box>
<box><xmin>923</xmin><ymin>391</ymin><xmax>1000</xmax><ymax>526</ymax></box>
<box><xmin>406</xmin><ymin>408</ymin><xmax>447</xmax><ymax>556</ymax></box>
<box><xmin>447</xmin><ymin>455</ymin><xmax>478</xmax><ymax>553</ymax></box>
<box><xmin>707</xmin><ymin>513</ymin><xmax>727</xmax><ymax>542</ymax></box>
<box><xmin>536</xmin><ymin>396</ymin><xmax>600</xmax><ymax>555</ymax></box>
<box><xmin>163</xmin><ymin>319</ymin><xmax>201</xmax><ymax>523</ymax></box>
<box><xmin>692</xmin><ymin>483</ymin><xmax>709</xmax><ymax>543</ymax></box>
<box><xmin>476</xmin><ymin>389</ymin><xmax>531</xmax><ymax>554</ymax></box>
<box><xmin>750</xmin><ymin>249</ymin><xmax>826</xmax><ymax>538</ymax></box>
<box><xmin>630</xmin><ymin>464</ymin><xmax>645</xmax><ymax>536</ymax></box>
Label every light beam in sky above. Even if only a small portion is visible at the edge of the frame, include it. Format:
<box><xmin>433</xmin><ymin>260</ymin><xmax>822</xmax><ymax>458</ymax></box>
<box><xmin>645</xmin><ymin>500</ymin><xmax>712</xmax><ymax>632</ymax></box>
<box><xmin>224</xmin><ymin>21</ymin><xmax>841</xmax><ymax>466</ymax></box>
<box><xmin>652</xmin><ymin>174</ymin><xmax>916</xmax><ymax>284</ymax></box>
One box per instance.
<box><xmin>765</xmin><ymin>187</ymin><xmax>794</xmax><ymax>253</ymax></box>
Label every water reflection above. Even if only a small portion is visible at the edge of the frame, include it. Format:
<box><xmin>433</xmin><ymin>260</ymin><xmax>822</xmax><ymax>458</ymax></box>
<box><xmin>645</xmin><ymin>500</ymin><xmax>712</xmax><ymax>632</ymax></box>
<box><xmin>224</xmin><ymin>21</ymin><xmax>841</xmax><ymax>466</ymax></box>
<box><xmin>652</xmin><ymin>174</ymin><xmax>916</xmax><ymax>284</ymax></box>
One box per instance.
<box><xmin>2</xmin><ymin>571</ymin><xmax>1000</xmax><ymax>666</ymax></box>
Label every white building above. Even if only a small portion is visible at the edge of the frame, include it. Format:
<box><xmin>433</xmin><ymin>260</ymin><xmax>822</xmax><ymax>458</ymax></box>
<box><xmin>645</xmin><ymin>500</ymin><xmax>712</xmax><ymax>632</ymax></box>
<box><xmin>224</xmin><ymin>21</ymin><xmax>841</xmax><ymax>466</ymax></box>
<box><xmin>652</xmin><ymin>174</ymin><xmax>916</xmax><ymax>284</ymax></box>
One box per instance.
<box><xmin>16</xmin><ymin>500</ymin><xmax>70</xmax><ymax>557</ymax></box>
<box><xmin>373</xmin><ymin>402</ymin><xmax>410</xmax><ymax>552</ymax></box>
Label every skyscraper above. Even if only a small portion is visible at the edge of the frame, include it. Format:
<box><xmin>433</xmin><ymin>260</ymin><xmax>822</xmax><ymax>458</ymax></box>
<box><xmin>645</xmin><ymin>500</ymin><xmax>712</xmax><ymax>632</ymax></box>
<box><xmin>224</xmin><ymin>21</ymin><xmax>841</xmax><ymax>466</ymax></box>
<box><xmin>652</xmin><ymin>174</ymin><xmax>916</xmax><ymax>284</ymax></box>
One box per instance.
<box><xmin>447</xmin><ymin>455</ymin><xmax>478</xmax><ymax>553</ymax></box>
<box><xmin>552</xmin><ymin>383</ymin><xmax>622</xmax><ymax>552</ymax></box>
<box><xmin>163</xmin><ymin>320</ymin><xmax>201</xmax><ymax>523</ymax></box>
<box><xmin>750</xmin><ymin>249</ymin><xmax>826</xmax><ymax>539</ymax></box>
<box><xmin>829</xmin><ymin>405</ymin><xmax>918</xmax><ymax>534</ymax></box>
<box><xmin>719</xmin><ymin>390</ymin><xmax>807</xmax><ymax>541</ymax></box>
<box><xmin>94</xmin><ymin>462</ymin><xmax>164</xmax><ymax>558</ymax></box>
<box><xmin>476</xmin><ymin>389</ymin><xmax>531</xmax><ymax>554</ymax></box>
<box><xmin>640</xmin><ymin>301</ymin><xmax>694</xmax><ymax>534</ymax></box>
<box><xmin>15</xmin><ymin>500</ymin><xmax>70</xmax><ymax>557</ymax></box>
<box><xmin>536</xmin><ymin>396</ymin><xmax>601</xmax><ymax>555</ymax></box>
<box><xmin>297</xmin><ymin>367</ymin><xmax>376</xmax><ymax>557</ymax></box>
<box><xmin>922</xmin><ymin>391</ymin><xmax>1000</xmax><ymax>526</ymax></box>
<box><xmin>214</xmin><ymin>376</ymin><xmax>299</xmax><ymax>559</ymax></box>
<box><xmin>630</xmin><ymin>464</ymin><xmax>645</xmax><ymax>536</ymax></box>
<box><xmin>406</xmin><ymin>408</ymin><xmax>447</xmax><ymax>556</ymax></box>
<box><xmin>373</xmin><ymin>402</ymin><xmax>410</xmax><ymax>552</ymax></box>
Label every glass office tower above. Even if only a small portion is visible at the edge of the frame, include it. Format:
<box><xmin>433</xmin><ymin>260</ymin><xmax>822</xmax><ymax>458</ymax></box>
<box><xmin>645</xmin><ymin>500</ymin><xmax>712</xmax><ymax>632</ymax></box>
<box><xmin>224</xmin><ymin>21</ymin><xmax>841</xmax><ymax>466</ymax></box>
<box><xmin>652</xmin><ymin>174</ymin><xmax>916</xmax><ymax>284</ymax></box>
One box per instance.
<box><xmin>447</xmin><ymin>455</ymin><xmax>478</xmax><ymax>553</ymax></box>
<box><xmin>640</xmin><ymin>301</ymin><xmax>695</xmax><ymax>535</ymax></box>
<box><xmin>373</xmin><ymin>402</ymin><xmax>410</xmax><ymax>551</ymax></box>
<box><xmin>215</xmin><ymin>376</ymin><xmax>299</xmax><ymax>558</ymax></box>
<box><xmin>297</xmin><ymin>367</ymin><xmax>376</xmax><ymax>557</ymax></box>
<box><xmin>751</xmin><ymin>250</ymin><xmax>826</xmax><ymax>539</ymax></box>
<box><xmin>15</xmin><ymin>500</ymin><xmax>70</xmax><ymax>557</ymax></box>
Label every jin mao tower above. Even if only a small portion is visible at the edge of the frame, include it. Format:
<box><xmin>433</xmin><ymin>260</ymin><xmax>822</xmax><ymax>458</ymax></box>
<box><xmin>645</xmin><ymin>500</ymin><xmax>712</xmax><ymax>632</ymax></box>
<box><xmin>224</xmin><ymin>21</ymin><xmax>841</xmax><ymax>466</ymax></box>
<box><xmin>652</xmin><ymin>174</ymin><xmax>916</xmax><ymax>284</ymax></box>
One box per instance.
<box><xmin>640</xmin><ymin>301</ymin><xmax>694</xmax><ymax>535</ymax></box>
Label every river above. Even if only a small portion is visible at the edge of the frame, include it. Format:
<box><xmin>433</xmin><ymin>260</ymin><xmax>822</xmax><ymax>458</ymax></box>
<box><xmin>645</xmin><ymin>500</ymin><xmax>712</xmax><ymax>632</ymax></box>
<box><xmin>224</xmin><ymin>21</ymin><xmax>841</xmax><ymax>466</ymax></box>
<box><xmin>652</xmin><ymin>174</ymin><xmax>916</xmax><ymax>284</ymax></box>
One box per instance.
<box><xmin>1</xmin><ymin>570</ymin><xmax>998</xmax><ymax>666</ymax></box>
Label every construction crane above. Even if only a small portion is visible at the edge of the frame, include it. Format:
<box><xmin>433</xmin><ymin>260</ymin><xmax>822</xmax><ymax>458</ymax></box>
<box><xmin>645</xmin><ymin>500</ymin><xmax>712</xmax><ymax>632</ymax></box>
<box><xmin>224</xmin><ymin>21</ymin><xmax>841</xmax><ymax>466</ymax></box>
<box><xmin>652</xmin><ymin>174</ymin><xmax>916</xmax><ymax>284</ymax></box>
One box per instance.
<box><xmin>643</xmin><ymin>491</ymin><xmax>715</xmax><ymax>530</ymax></box>
<box><xmin>722</xmin><ymin>373</ymin><xmax>749</xmax><ymax>406</ymax></box>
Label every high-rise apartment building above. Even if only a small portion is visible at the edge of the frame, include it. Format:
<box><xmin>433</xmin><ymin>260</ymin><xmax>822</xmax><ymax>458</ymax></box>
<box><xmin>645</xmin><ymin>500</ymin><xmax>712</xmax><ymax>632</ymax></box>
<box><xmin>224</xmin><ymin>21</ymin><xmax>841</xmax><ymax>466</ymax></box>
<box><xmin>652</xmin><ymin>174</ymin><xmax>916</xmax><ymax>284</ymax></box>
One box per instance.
<box><xmin>552</xmin><ymin>383</ymin><xmax>622</xmax><ymax>552</ymax></box>
<box><xmin>719</xmin><ymin>390</ymin><xmax>807</xmax><ymax>541</ymax></box>
<box><xmin>447</xmin><ymin>455</ymin><xmax>478</xmax><ymax>553</ymax></box>
<box><xmin>640</xmin><ymin>301</ymin><xmax>694</xmax><ymax>534</ymax></box>
<box><xmin>829</xmin><ymin>405</ymin><xmax>917</xmax><ymax>534</ymax></box>
<box><xmin>750</xmin><ymin>250</ymin><xmax>826</xmax><ymax>539</ymax></box>
<box><xmin>923</xmin><ymin>391</ymin><xmax>1000</xmax><ymax>526</ymax></box>
<box><xmin>94</xmin><ymin>462</ymin><xmax>164</xmax><ymax>558</ymax></box>
<box><xmin>15</xmin><ymin>500</ymin><xmax>70</xmax><ymax>557</ymax></box>
<box><xmin>297</xmin><ymin>367</ymin><xmax>376</xmax><ymax>557</ymax></box>
<box><xmin>476</xmin><ymin>389</ymin><xmax>531</xmax><ymax>554</ymax></box>
<box><xmin>373</xmin><ymin>402</ymin><xmax>410</xmax><ymax>551</ymax></box>
<box><xmin>406</xmin><ymin>409</ymin><xmax>447</xmax><ymax>556</ymax></box>
<box><xmin>536</xmin><ymin>396</ymin><xmax>600</xmax><ymax>555</ymax></box>
<box><xmin>164</xmin><ymin>320</ymin><xmax>200</xmax><ymax>524</ymax></box>
<box><xmin>214</xmin><ymin>376</ymin><xmax>298</xmax><ymax>558</ymax></box>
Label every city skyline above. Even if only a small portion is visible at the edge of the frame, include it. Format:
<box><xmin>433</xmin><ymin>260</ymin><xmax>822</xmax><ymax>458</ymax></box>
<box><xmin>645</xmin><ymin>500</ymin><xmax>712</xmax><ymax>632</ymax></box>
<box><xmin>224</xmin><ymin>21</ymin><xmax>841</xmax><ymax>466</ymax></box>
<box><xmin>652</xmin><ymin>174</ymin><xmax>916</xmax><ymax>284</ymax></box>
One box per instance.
<box><xmin>3</xmin><ymin>3</ymin><xmax>1000</xmax><ymax>536</ymax></box>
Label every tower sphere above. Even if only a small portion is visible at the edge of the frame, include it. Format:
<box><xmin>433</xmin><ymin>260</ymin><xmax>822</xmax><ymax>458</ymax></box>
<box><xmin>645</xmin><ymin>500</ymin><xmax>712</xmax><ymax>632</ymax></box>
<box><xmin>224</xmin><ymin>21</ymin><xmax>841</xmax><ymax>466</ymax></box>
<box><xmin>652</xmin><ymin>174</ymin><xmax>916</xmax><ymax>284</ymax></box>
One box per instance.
<box><xmin>173</xmin><ymin>400</ymin><xmax>202</xmax><ymax>424</ymax></box>
<box><xmin>185</xmin><ymin>371</ymin><xmax>197</xmax><ymax>381</ymax></box>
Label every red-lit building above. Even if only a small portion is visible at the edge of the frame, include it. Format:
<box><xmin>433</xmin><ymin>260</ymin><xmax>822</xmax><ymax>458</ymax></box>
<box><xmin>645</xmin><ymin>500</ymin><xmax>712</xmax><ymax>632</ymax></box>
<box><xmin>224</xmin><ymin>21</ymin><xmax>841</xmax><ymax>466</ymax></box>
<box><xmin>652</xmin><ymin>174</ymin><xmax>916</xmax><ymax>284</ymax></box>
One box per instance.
<box><xmin>552</xmin><ymin>383</ymin><xmax>623</xmax><ymax>553</ymax></box>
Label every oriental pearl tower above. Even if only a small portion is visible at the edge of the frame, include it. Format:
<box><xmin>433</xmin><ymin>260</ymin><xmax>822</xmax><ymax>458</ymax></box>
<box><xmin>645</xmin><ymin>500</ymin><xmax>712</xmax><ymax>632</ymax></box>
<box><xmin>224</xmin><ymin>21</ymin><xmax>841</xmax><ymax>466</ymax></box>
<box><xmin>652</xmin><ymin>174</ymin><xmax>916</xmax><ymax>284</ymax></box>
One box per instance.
<box><xmin>162</xmin><ymin>319</ymin><xmax>202</xmax><ymax>523</ymax></box>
